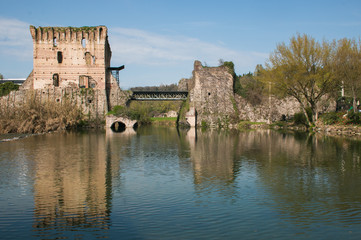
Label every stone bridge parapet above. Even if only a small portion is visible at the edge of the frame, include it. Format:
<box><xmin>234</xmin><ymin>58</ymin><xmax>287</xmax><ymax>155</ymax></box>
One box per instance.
<box><xmin>106</xmin><ymin>115</ymin><xmax>137</xmax><ymax>129</ymax></box>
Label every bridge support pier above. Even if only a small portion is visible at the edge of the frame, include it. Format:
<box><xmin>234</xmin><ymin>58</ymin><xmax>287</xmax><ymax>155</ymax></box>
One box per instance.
<box><xmin>185</xmin><ymin>107</ymin><xmax>196</xmax><ymax>127</ymax></box>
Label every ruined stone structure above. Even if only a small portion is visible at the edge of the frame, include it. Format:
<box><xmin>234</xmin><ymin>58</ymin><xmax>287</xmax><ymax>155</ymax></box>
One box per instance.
<box><xmin>183</xmin><ymin>60</ymin><xmax>315</xmax><ymax>128</ymax></box>
<box><xmin>187</xmin><ymin>61</ymin><xmax>238</xmax><ymax>127</ymax></box>
<box><xmin>26</xmin><ymin>26</ymin><xmax>111</xmax><ymax>90</ymax></box>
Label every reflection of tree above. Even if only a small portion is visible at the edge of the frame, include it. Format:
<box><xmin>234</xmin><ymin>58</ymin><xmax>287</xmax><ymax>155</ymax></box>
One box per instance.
<box><xmin>243</xmin><ymin>132</ymin><xmax>361</xmax><ymax>226</ymax></box>
<box><xmin>184</xmin><ymin>129</ymin><xmax>361</xmax><ymax>226</ymax></box>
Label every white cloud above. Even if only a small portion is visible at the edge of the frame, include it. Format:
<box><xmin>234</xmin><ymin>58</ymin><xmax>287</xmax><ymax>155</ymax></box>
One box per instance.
<box><xmin>109</xmin><ymin>27</ymin><xmax>268</xmax><ymax>73</ymax></box>
<box><xmin>0</xmin><ymin>17</ymin><xmax>32</xmax><ymax>60</ymax></box>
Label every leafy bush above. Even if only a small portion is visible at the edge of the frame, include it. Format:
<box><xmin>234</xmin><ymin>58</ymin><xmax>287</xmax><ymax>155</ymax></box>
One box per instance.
<box><xmin>294</xmin><ymin>108</ymin><xmax>312</xmax><ymax>126</ymax></box>
<box><xmin>108</xmin><ymin>105</ymin><xmax>141</xmax><ymax>120</ymax></box>
<box><xmin>346</xmin><ymin>111</ymin><xmax>361</xmax><ymax>124</ymax></box>
<box><xmin>320</xmin><ymin>112</ymin><xmax>343</xmax><ymax>125</ymax></box>
<box><xmin>0</xmin><ymin>82</ymin><xmax>19</xmax><ymax>97</ymax></box>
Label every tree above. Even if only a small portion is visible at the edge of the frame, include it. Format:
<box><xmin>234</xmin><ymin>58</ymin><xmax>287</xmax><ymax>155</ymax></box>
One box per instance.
<box><xmin>262</xmin><ymin>34</ymin><xmax>338</xmax><ymax>126</ymax></box>
<box><xmin>334</xmin><ymin>38</ymin><xmax>361</xmax><ymax>113</ymax></box>
<box><xmin>0</xmin><ymin>82</ymin><xmax>19</xmax><ymax>97</ymax></box>
<box><xmin>0</xmin><ymin>73</ymin><xmax>3</xmax><ymax>80</ymax></box>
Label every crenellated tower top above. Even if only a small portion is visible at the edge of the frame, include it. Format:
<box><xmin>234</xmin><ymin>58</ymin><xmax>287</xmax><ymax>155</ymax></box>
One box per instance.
<box><xmin>29</xmin><ymin>25</ymin><xmax>108</xmax><ymax>44</ymax></box>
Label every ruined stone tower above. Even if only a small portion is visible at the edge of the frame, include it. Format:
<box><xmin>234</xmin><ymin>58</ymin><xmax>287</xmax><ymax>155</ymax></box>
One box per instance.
<box><xmin>27</xmin><ymin>26</ymin><xmax>111</xmax><ymax>90</ymax></box>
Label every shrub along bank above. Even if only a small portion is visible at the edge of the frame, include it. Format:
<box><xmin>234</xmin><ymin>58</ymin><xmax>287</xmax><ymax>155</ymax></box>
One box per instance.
<box><xmin>0</xmin><ymin>92</ymin><xmax>82</xmax><ymax>134</ymax></box>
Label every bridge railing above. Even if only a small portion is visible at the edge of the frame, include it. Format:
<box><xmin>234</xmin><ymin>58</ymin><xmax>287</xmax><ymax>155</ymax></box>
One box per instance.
<box><xmin>131</xmin><ymin>91</ymin><xmax>188</xmax><ymax>101</ymax></box>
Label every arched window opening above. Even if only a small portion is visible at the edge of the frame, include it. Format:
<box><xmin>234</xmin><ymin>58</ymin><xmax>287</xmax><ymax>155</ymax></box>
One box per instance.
<box><xmin>57</xmin><ymin>51</ymin><xmax>63</xmax><ymax>63</ymax></box>
<box><xmin>79</xmin><ymin>75</ymin><xmax>89</xmax><ymax>88</ymax></box>
<box><xmin>85</xmin><ymin>52</ymin><xmax>91</xmax><ymax>65</ymax></box>
<box><xmin>111</xmin><ymin>121</ymin><xmax>126</xmax><ymax>133</ymax></box>
<box><xmin>99</xmin><ymin>28</ymin><xmax>103</xmax><ymax>42</ymax></box>
<box><xmin>81</xmin><ymin>38</ymin><xmax>86</xmax><ymax>48</ymax></box>
<box><xmin>53</xmin><ymin>74</ymin><xmax>59</xmax><ymax>87</ymax></box>
<box><xmin>53</xmin><ymin>37</ymin><xmax>58</xmax><ymax>47</ymax></box>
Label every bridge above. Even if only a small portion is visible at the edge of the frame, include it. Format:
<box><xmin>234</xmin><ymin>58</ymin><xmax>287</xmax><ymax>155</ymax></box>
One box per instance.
<box><xmin>131</xmin><ymin>91</ymin><xmax>188</xmax><ymax>101</ymax></box>
<box><xmin>0</xmin><ymin>79</ymin><xmax>26</xmax><ymax>85</ymax></box>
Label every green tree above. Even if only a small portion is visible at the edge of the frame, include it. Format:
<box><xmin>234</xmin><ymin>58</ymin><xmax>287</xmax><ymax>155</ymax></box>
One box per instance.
<box><xmin>239</xmin><ymin>72</ymin><xmax>264</xmax><ymax>105</ymax></box>
<box><xmin>262</xmin><ymin>34</ymin><xmax>337</xmax><ymax>126</ymax></box>
<box><xmin>218</xmin><ymin>60</ymin><xmax>240</xmax><ymax>95</ymax></box>
<box><xmin>0</xmin><ymin>82</ymin><xmax>19</xmax><ymax>97</ymax></box>
<box><xmin>0</xmin><ymin>73</ymin><xmax>3</xmax><ymax>79</ymax></box>
<box><xmin>334</xmin><ymin>38</ymin><xmax>361</xmax><ymax>113</ymax></box>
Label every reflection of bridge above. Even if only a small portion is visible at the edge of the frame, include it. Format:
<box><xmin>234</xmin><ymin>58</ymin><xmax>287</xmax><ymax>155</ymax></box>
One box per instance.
<box><xmin>131</xmin><ymin>91</ymin><xmax>188</xmax><ymax>101</ymax></box>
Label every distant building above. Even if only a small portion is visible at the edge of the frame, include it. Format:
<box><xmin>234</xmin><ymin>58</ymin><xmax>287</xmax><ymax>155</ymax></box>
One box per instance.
<box><xmin>23</xmin><ymin>26</ymin><xmax>119</xmax><ymax>90</ymax></box>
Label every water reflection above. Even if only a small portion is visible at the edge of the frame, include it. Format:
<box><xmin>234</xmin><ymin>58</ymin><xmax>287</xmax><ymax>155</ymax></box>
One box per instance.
<box><xmin>2</xmin><ymin>127</ymin><xmax>361</xmax><ymax>239</ymax></box>
<box><xmin>31</xmin><ymin>131</ymin><xmax>111</xmax><ymax>236</ymax></box>
<box><xmin>184</xmin><ymin>129</ymin><xmax>361</xmax><ymax>227</ymax></box>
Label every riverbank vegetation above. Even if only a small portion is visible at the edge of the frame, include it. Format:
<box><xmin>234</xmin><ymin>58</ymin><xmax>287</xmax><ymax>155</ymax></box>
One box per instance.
<box><xmin>227</xmin><ymin>34</ymin><xmax>361</xmax><ymax>129</ymax></box>
<box><xmin>0</xmin><ymin>91</ymin><xmax>82</xmax><ymax>134</ymax></box>
<box><xmin>108</xmin><ymin>101</ymin><xmax>183</xmax><ymax>125</ymax></box>
<box><xmin>0</xmin><ymin>81</ymin><xmax>19</xmax><ymax>97</ymax></box>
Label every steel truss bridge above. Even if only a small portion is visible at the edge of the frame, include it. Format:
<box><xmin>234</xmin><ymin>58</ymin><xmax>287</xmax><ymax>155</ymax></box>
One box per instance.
<box><xmin>131</xmin><ymin>91</ymin><xmax>188</xmax><ymax>101</ymax></box>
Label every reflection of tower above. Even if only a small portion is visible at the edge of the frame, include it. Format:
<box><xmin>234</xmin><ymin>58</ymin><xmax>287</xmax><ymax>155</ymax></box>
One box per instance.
<box><xmin>32</xmin><ymin>132</ymin><xmax>112</xmax><ymax>233</ymax></box>
<box><xmin>186</xmin><ymin>129</ymin><xmax>236</xmax><ymax>195</ymax></box>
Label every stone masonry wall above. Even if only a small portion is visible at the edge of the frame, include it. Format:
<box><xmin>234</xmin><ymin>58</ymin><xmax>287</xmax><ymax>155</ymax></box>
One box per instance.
<box><xmin>188</xmin><ymin>61</ymin><xmax>237</xmax><ymax>127</ymax></box>
<box><xmin>0</xmin><ymin>88</ymin><xmax>131</xmax><ymax>120</ymax></box>
<box><xmin>27</xmin><ymin>26</ymin><xmax>111</xmax><ymax>90</ymax></box>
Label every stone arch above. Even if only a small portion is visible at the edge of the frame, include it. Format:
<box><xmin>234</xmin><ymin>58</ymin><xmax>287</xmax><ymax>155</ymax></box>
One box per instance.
<box><xmin>110</xmin><ymin>121</ymin><xmax>126</xmax><ymax>132</ymax></box>
<box><xmin>106</xmin><ymin>115</ymin><xmax>138</xmax><ymax>131</ymax></box>
<box><xmin>53</xmin><ymin>73</ymin><xmax>59</xmax><ymax>87</ymax></box>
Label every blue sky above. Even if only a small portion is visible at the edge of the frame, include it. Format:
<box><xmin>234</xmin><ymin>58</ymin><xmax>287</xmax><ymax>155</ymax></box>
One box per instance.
<box><xmin>1</xmin><ymin>0</ymin><xmax>361</xmax><ymax>88</ymax></box>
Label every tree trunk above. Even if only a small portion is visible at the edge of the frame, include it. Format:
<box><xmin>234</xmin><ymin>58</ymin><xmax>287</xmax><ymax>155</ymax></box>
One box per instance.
<box><xmin>352</xmin><ymin>86</ymin><xmax>357</xmax><ymax>113</ymax></box>
<box><xmin>302</xmin><ymin>106</ymin><xmax>312</xmax><ymax>127</ymax></box>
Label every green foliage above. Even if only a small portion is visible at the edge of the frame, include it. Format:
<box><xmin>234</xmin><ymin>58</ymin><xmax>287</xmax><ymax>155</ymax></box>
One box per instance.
<box><xmin>0</xmin><ymin>73</ymin><xmax>3</xmax><ymax>79</ymax></box>
<box><xmin>201</xmin><ymin>120</ymin><xmax>208</xmax><ymax>129</ymax></box>
<box><xmin>151</xmin><ymin>117</ymin><xmax>177</xmax><ymax>122</ymax></box>
<box><xmin>177</xmin><ymin>97</ymin><xmax>190</xmax><ymax>124</ymax></box>
<box><xmin>237</xmin><ymin>121</ymin><xmax>265</xmax><ymax>130</ymax></box>
<box><xmin>109</xmin><ymin>101</ymin><xmax>182</xmax><ymax>124</ymax></box>
<box><xmin>294</xmin><ymin>108</ymin><xmax>313</xmax><ymax>126</ymax></box>
<box><xmin>334</xmin><ymin>38</ymin><xmax>361</xmax><ymax>112</ymax></box>
<box><xmin>0</xmin><ymin>82</ymin><xmax>19</xmax><ymax>97</ymax></box>
<box><xmin>130</xmin><ymin>83</ymin><xmax>178</xmax><ymax>92</ymax></box>
<box><xmin>346</xmin><ymin>111</ymin><xmax>361</xmax><ymax>124</ymax></box>
<box><xmin>108</xmin><ymin>105</ymin><xmax>141</xmax><ymax>121</ymax></box>
<box><xmin>320</xmin><ymin>112</ymin><xmax>343</xmax><ymax>125</ymax></box>
<box><xmin>237</xmin><ymin>73</ymin><xmax>265</xmax><ymax>105</ymax></box>
<box><xmin>262</xmin><ymin>33</ymin><xmax>337</xmax><ymax>125</ymax></box>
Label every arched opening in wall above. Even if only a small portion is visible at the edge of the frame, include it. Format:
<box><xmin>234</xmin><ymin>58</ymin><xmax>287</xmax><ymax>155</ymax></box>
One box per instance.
<box><xmin>79</xmin><ymin>75</ymin><xmax>89</xmax><ymax>88</ymax></box>
<box><xmin>133</xmin><ymin>122</ymin><xmax>139</xmax><ymax>130</ymax></box>
<box><xmin>110</xmin><ymin>121</ymin><xmax>126</xmax><ymax>133</ymax></box>
<box><xmin>99</xmin><ymin>28</ymin><xmax>103</xmax><ymax>41</ymax></box>
<box><xmin>82</xmin><ymin>38</ymin><xmax>86</xmax><ymax>48</ymax></box>
<box><xmin>53</xmin><ymin>37</ymin><xmax>58</xmax><ymax>47</ymax></box>
<box><xmin>85</xmin><ymin>52</ymin><xmax>91</xmax><ymax>65</ymax></box>
<box><xmin>53</xmin><ymin>74</ymin><xmax>59</xmax><ymax>87</ymax></box>
<box><xmin>57</xmin><ymin>51</ymin><xmax>63</xmax><ymax>63</ymax></box>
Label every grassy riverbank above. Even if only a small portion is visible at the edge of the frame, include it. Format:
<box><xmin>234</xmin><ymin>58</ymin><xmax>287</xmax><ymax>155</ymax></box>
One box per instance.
<box><xmin>150</xmin><ymin>117</ymin><xmax>178</xmax><ymax>126</ymax></box>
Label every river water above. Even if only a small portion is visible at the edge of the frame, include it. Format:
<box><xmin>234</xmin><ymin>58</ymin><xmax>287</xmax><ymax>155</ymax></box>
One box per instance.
<box><xmin>1</xmin><ymin>127</ymin><xmax>361</xmax><ymax>239</ymax></box>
